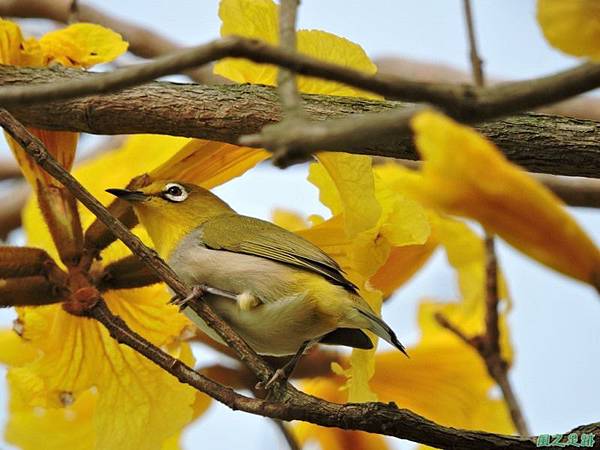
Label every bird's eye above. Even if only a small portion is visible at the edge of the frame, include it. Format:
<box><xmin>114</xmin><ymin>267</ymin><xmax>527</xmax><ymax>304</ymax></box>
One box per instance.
<box><xmin>167</xmin><ymin>185</ymin><xmax>182</xmax><ymax>196</ymax></box>
<box><xmin>162</xmin><ymin>183</ymin><xmax>188</xmax><ymax>202</ymax></box>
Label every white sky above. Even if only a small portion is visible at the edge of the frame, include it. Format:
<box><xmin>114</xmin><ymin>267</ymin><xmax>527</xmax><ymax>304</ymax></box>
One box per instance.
<box><xmin>1</xmin><ymin>1</ymin><xmax>599</xmax><ymax>450</ymax></box>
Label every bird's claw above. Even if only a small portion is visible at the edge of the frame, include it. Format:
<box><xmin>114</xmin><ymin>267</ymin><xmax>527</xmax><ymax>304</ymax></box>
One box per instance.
<box><xmin>169</xmin><ymin>285</ymin><xmax>206</xmax><ymax>310</ymax></box>
<box><xmin>255</xmin><ymin>368</ymin><xmax>287</xmax><ymax>391</ymax></box>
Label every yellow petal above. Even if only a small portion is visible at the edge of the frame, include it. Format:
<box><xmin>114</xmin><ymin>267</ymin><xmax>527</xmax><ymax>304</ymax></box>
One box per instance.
<box><xmin>347</xmin><ymin>288</ymin><xmax>381</xmax><ymax>403</ymax></box>
<box><xmin>149</xmin><ymin>139</ymin><xmax>269</xmax><ymax>189</ymax></box>
<box><xmin>8</xmin><ymin>290</ymin><xmax>195</xmax><ymax>447</ymax></box>
<box><xmin>373</xmin><ymin>165</ymin><xmax>430</xmax><ymax>247</ymax></box>
<box><xmin>7</xmin><ymin>129</ymin><xmax>77</xmax><ymax>189</ymax></box>
<box><xmin>299</xmin><ymin>331</ymin><xmax>513</xmax><ymax>448</ymax></box>
<box><xmin>11</xmin><ymin>132</ymin><xmax>208</xmax><ymax>448</ymax></box>
<box><xmin>296</xmin><ymin>30</ymin><xmax>379</xmax><ymax>98</ymax></box>
<box><xmin>214</xmin><ymin>0</ymin><xmax>380</xmax><ymax>98</ymax></box>
<box><xmin>8</xmin><ymin>129</ymin><xmax>82</xmax><ymax>265</ymax></box>
<box><xmin>405</xmin><ymin>111</ymin><xmax>600</xmax><ymax>288</ymax></box>
<box><xmin>372</xmin><ymin>339</ymin><xmax>513</xmax><ymax>434</ymax></box>
<box><xmin>294</xmin><ymin>375</ymin><xmax>391</xmax><ymax>450</ymax></box>
<box><xmin>0</xmin><ymin>19</ymin><xmax>25</xmax><ymax>65</ymax></box>
<box><xmin>5</xmin><ymin>382</ymin><xmax>97</xmax><ymax>450</ymax></box>
<box><xmin>370</xmin><ymin>237</ymin><xmax>438</xmax><ymax>297</ymax></box>
<box><xmin>271</xmin><ymin>208</ymin><xmax>309</xmax><ymax>231</ymax></box>
<box><xmin>423</xmin><ymin>214</ymin><xmax>514</xmax><ymax>363</ymax></box>
<box><xmin>0</xmin><ymin>328</ymin><xmax>38</xmax><ymax>367</ymax></box>
<box><xmin>537</xmin><ymin>0</ymin><xmax>600</xmax><ymax>60</ymax></box>
<box><xmin>309</xmin><ymin>153</ymin><xmax>381</xmax><ymax>237</ymax></box>
<box><xmin>39</xmin><ymin>23</ymin><xmax>127</xmax><ymax>68</ymax></box>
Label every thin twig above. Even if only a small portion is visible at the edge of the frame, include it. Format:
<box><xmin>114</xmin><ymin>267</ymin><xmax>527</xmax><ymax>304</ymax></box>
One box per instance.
<box><xmin>460</xmin><ymin>3</ymin><xmax>530</xmax><ymax>436</ymax></box>
<box><xmin>0</xmin><ymin>106</ymin><xmax>561</xmax><ymax>450</ymax></box>
<box><xmin>271</xmin><ymin>0</ymin><xmax>308</xmax><ymax>166</ymax></box>
<box><xmin>67</xmin><ymin>0</ymin><xmax>78</xmax><ymax>24</ymax></box>
<box><xmin>90</xmin><ymin>296</ymin><xmax>538</xmax><ymax>450</ymax></box>
<box><xmin>484</xmin><ymin>236</ymin><xmax>530</xmax><ymax>436</ymax></box>
<box><xmin>277</xmin><ymin>0</ymin><xmax>302</xmax><ymax>117</ymax></box>
<box><xmin>463</xmin><ymin>0</ymin><xmax>485</xmax><ymax>87</ymax></box>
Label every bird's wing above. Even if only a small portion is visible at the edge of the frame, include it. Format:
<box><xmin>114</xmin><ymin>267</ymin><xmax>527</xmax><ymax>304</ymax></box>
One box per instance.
<box><xmin>199</xmin><ymin>213</ymin><xmax>358</xmax><ymax>293</ymax></box>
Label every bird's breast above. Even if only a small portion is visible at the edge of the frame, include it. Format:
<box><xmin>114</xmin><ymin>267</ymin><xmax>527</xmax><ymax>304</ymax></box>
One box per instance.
<box><xmin>168</xmin><ymin>229</ymin><xmax>299</xmax><ymax>303</ymax></box>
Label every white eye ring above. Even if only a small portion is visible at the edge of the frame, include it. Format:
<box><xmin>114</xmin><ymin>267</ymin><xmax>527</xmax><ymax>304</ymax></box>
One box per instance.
<box><xmin>163</xmin><ymin>183</ymin><xmax>188</xmax><ymax>202</ymax></box>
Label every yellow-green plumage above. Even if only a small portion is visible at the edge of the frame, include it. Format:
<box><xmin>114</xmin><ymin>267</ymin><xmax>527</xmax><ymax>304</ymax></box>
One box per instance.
<box><xmin>107</xmin><ymin>180</ymin><xmax>406</xmax><ymax>357</ymax></box>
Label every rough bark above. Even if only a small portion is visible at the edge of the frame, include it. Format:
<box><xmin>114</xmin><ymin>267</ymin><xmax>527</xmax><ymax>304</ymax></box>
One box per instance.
<box><xmin>1</xmin><ymin>65</ymin><xmax>599</xmax><ymax>177</ymax></box>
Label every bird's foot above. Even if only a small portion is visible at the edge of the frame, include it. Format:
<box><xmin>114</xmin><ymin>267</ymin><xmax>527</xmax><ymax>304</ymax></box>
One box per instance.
<box><xmin>169</xmin><ymin>284</ymin><xmax>240</xmax><ymax>310</ymax></box>
<box><xmin>256</xmin><ymin>367</ymin><xmax>289</xmax><ymax>391</ymax></box>
<box><xmin>169</xmin><ymin>285</ymin><xmax>206</xmax><ymax>310</ymax></box>
<box><xmin>255</xmin><ymin>340</ymin><xmax>313</xmax><ymax>391</ymax></box>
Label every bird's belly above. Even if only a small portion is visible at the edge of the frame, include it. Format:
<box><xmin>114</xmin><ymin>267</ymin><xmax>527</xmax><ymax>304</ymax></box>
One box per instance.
<box><xmin>168</xmin><ymin>236</ymin><xmax>341</xmax><ymax>355</ymax></box>
<box><xmin>168</xmin><ymin>240</ymin><xmax>297</xmax><ymax>303</ymax></box>
<box><xmin>183</xmin><ymin>293</ymin><xmax>334</xmax><ymax>356</ymax></box>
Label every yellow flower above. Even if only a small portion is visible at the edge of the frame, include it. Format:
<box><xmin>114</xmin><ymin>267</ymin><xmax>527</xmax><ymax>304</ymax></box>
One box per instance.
<box><xmin>537</xmin><ymin>0</ymin><xmax>600</xmax><ymax>60</ymax></box>
<box><xmin>395</xmin><ymin>111</ymin><xmax>600</xmax><ymax>290</ymax></box>
<box><xmin>274</xmin><ymin>153</ymin><xmax>430</xmax><ymax>402</ymax></box>
<box><xmin>0</xmin><ymin>135</ymin><xmax>263</xmax><ymax>449</ymax></box>
<box><xmin>295</xmin><ymin>217</ymin><xmax>514</xmax><ymax>449</ymax></box>
<box><xmin>214</xmin><ymin>0</ymin><xmax>381</xmax><ymax>99</ymax></box>
<box><xmin>0</xmin><ymin>19</ymin><xmax>128</xmax><ymax>265</ymax></box>
<box><xmin>39</xmin><ymin>23</ymin><xmax>128</xmax><ymax>68</ymax></box>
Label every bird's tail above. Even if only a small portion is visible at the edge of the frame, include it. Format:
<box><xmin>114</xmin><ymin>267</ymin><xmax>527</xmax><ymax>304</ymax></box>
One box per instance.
<box><xmin>355</xmin><ymin>307</ymin><xmax>408</xmax><ymax>357</ymax></box>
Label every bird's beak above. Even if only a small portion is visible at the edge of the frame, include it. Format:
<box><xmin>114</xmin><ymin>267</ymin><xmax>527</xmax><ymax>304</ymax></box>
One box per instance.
<box><xmin>105</xmin><ymin>188</ymin><xmax>149</xmax><ymax>202</ymax></box>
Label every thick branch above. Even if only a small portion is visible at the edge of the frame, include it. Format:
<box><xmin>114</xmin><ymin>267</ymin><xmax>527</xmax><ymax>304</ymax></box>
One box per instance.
<box><xmin>0</xmin><ymin>35</ymin><xmax>600</xmax><ymax>123</ymax></box>
<box><xmin>1</xmin><ymin>65</ymin><xmax>599</xmax><ymax>178</ymax></box>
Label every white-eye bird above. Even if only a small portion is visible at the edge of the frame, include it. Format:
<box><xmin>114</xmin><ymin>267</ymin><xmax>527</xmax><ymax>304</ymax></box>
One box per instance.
<box><xmin>107</xmin><ymin>181</ymin><xmax>407</xmax><ymax>379</ymax></box>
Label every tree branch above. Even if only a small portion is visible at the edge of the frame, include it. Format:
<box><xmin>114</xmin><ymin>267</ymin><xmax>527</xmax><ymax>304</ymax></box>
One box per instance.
<box><xmin>461</xmin><ymin>1</ymin><xmax>530</xmax><ymax>436</ymax></box>
<box><xmin>0</xmin><ymin>105</ymin><xmax>578</xmax><ymax>450</ymax></box>
<box><xmin>0</xmin><ymin>35</ymin><xmax>599</xmax><ymax>122</ymax></box>
<box><xmin>463</xmin><ymin>0</ymin><xmax>485</xmax><ymax>87</ymax></box>
<box><xmin>1</xmin><ymin>65</ymin><xmax>599</xmax><ymax>178</ymax></box>
<box><xmin>484</xmin><ymin>236</ymin><xmax>530</xmax><ymax>436</ymax></box>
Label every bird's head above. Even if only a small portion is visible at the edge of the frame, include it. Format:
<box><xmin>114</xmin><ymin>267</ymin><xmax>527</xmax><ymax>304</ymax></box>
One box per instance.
<box><xmin>106</xmin><ymin>180</ymin><xmax>233</xmax><ymax>257</ymax></box>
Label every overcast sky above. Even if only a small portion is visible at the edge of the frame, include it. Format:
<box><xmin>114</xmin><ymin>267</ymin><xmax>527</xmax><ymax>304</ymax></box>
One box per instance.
<box><xmin>1</xmin><ymin>1</ymin><xmax>599</xmax><ymax>449</ymax></box>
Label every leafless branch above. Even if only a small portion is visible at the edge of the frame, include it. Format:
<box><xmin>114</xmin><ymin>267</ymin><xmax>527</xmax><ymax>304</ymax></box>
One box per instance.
<box><xmin>463</xmin><ymin>0</ymin><xmax>485</xmax><ymax>87</ymax></box>
<box><xmin>277</xmin><ymin>0</ymin><xmax>302</xmax><ymax>117</ymax></box>
<box><xmin>485</xmin><ymin>236</ymin><xmax>530</xmax><ymax>436</ymax></box>
<box><xmin>459</xmin><ymin>3</ymin><xmax>530</xmax><ymax>436</ymax></box>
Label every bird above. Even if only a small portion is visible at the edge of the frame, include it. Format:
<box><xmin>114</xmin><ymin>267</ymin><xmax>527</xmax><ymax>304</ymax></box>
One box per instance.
<box><xmin>107</xmin><ymin>180</ymin><xmax>407</xmax><ymax>386</ymax></box>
